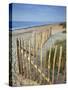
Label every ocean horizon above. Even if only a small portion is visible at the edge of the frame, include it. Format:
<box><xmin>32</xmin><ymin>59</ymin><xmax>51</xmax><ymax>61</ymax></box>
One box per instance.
<box><xmin>9</xmin><ymin>21</ymin><xmax>64</xmax><ymax>30</ymax></box>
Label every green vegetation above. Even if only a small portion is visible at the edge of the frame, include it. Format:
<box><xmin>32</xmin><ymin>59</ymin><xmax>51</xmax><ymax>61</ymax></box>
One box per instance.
<box><xmin>62</xmin><ymin>30</ymin><xmax>66</xmax><ymax>33</ymax></box>
<box><xmin>59</xmin><ymin>22</ymin><xmax>66</xmax><ymax>29</ymax></box>
<box><xmin>45</xmin><ymin>39</ymin><xmax>66</xmax><ymax>75</ymax></box>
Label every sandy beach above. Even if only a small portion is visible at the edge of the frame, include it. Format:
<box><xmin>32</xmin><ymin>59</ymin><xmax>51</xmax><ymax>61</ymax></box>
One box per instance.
<box><xmin>9</xmin><ymin>23</ymin><xmax>66</xmax><ymax>86</ymax></box>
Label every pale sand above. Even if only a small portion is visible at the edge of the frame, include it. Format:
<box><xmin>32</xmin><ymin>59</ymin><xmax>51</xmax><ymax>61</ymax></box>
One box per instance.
<box><xmin>11</xmin><ymin>23</ymin><xmax>66</xmax><ymax>36</ymax></box>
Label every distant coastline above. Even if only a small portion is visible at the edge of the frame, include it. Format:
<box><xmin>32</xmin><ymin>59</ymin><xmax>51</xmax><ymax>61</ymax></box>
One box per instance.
<box><xmin>9</xmin><ymin>21</ymin><xmax>66</xmax><ymax>31</ymax></box>
<box><xmin>9</xmin><ymin>22</ymin><xmax>66</xmax><ymax>37</ymax></box>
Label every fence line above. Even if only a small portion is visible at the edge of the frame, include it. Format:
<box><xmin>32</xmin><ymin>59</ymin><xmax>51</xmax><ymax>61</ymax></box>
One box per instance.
<box><xmin>16</xmin><ymin>31</ymin><xmax>65</xmax><ymax>85</ymax></box>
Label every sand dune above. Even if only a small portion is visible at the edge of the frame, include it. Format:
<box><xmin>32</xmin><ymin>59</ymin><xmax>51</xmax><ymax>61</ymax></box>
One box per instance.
<box><xmin>10</xmin><ymin>23</ymin><xmax>66</xmax><ymax>86</ymax></box>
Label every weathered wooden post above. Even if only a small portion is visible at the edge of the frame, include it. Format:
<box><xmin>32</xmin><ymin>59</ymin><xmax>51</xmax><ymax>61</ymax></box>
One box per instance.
<box><xmin>44</xmin><ymin>49</ymin><xmax>46</xmax><ymax>79</ymax></box>
<box><xmin>24</xmin><ymin>40</ymin><xmax>28</xmax><ymax>78</ymax></box>
<box><xmin>48</xmin><ymin>47</ymin><xmax>51</xmax><ymax>83</ymax></box>
<box><xmin>32</xmin><ymin>32</ymin><xmax>35</xmax><ymax>58</ymax></box>
<box><xmin>46</xmin><ymin>30</ymin><xmax>48</xmax><ymax>41</ymax></box>
<box><xmin>63</xmin><ymin>70</ymin><xmax>66</xmax><ymax>82</ymax></box>
<box><xmin>16</xmin><ymin>38</ymin><xmax>21</xmax><ymax>74</ymax></box>
<box><xmin>32</xmin><ymin>32</ymin><xmax>36</xmax><ymax>81</ymax></box>
<box><xmin>52</xmin><ymin>45</ymin><xmax>57</xmax><ymax>83</ymax></box>
<box><xmin>24</xmin><ymin>40</ymin><xmax>27</xmax><ymax>78</ymax></box>
<box><xmin>50</xmin><ymin>27</ymin><xmax>52</xmax><ymax>37</ymax></box>
<box><xmin>19</xmin><ymin>39</ymin><xmax>23</xmax><ymax>75</ymax></box>
<box><xmin>35</xmin><ymin>33</ymin><xmax>38</xmax><ymax>82</ymax></box>
<box><xmin>57</xmin><ymin>46</ymin><xmax>62</xmax><ymax>80</ymax></box>
<box><xmin>25</xmin><ymin>40</ymin><xmax>28</xmax><ymax>79</ymax></box>
<box><xmin>28</xmin><ymin>40</ymin><xmax>31</xmax><ymax>83</ymax></box>
<box><xmin>40</xmin><ymin>42</ymin><xmax>43</xmax><ymax>84</ymax></box>
<box><xmin>21</xmin><ymin>38</ymin><xmax>24</xmax><ymax>76</ymax></box>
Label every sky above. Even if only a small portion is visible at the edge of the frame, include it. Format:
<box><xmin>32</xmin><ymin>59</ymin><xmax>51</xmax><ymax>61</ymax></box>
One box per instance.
<box><xmin>10</xmin><ymin>3</ymin><xmax>66</xmax><ymax>22</ymax></box>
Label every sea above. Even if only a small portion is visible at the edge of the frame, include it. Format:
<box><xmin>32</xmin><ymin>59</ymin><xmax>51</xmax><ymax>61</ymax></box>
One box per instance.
<box><xmin>9</xmin><ymin>21</ymin><xmax>60</xmax><ymax>31</ymax></box>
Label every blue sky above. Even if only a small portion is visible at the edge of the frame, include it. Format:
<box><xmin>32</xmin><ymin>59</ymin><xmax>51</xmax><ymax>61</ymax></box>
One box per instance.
<box><xmin>11</xmin><ymin>3</ymin><xmax>66</xmax><ymax>22</ymax></box>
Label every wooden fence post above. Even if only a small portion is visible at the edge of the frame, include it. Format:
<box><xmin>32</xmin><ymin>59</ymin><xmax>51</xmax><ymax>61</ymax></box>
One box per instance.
<box><xmin>52</xmin><ymin>45</ymin><xmax>57</xmax><ymax>83</ymax></box>
<box><xmin>57</xmin><ymin>46</ymin><xmax>62</xmax><ymax>80</ymax></box>
<box><xmin>19</xmin><ymin>39</ymin><xmax>23</xmax><ymax>75</ymax></box>
<box><xmin>48</xmin><ymin>47</ymin><xmax>51</xmax><ymax>83</ymax></box>
<box><xmin>44</xmin><ymin>49</ymin><xmax>46</xmax><ymax>69</ymax></box>
<box><xmin>28</xmin><ymin>40</ymin><xmax>31</xmax><ymax>83</ymax></box>
<box><xmin>32</xmin><ymin>32</ymin><xmax>35</xmax><ymax>58</ymax></box>
<box><xmin>63</xmin><ymin>70</ymin><xmax>66</xmax><ymax>82</ymax></box>
<box><xmin>40</xmin><ymin>42</ymin><xmax>43</xmax><ymax>84</ymax></box>
<box><xmin>26</xmin><ymin>40</ymin><xmax>29</xmax><ymax>79</ymax></box>
<box><xmin>16</xmin><ymin>38</ymin><xmax>21</xmax><ymax>74</ymax></box>
<box><xmin>50</xmin><ymin>27</ymin><xmax>52</xmax><ymax>37</ymax></box>
<box><xmin>24</xmin><ymin>40</ymin><xmax>27</xmax><ymax>78</ymax></box>
<box><xmin>21</xmin><ymin>38</ymin><xmax>24</xmax><ymax>76</ymax></box>
<box><xmin>36</xmin><ymin>33</ymin><xmax>38</xmax><ymax>81</ymax></box>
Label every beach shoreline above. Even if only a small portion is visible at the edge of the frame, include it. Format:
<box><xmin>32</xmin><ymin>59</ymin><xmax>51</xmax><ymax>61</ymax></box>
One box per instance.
<box><xmin>10</xmin><ymin>22</ymin><xmax>66</xmax><ymax>36</ymax></box>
